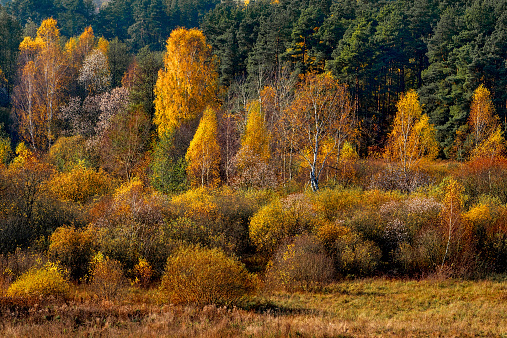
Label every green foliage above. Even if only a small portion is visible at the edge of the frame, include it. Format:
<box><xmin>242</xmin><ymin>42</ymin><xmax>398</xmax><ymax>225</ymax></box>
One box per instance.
<box><xmin>150</xmin><ymin>132</ymin><xmax>188</xmax><ymax>194</ymax></box>
<box><xmin>160</xmin><ymin>244</ymin><xmax>256</xmax><ymax>306</ymax></box>
<box><xmin>6</xmin><ymin>262</ymin><xmax>70</xmax><ymax>299</ymax></box>
<box><xmin>334</xmin><ymin>229</ymin><xmax>382</xmax><ymax>277</ymax></box>
<box><xmin>49</xmin><ymin>135</ymin><xmax>92</xmax><ymax>172</ymax></box>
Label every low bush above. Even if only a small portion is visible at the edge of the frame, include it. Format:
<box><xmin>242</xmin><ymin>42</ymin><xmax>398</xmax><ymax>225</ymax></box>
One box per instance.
<box><xmin>88</xmin><ymin>252</ymin><xmax>126</xmax><ymax>300</ymax></box>
<box><xmin>49</xmin><ymin>163</ymin><xmax>113</xmax><ymax>204</ymax></box>
<box><xmin>48</xmin><ymin>225</ymin><xmax>97</xmax><ymax>281</ymax></box>
<box><xmin>6</xmin><ymin>262</ymin><xmax>70</xmax><ymax>299</ymax></box>
<box><xmin>160</xmin><ymin>245</ymin><xmax>256</xmax><ymax>306</ymax></box>
<box><xmin>249</xmin><ymin>193</ymin><xmax>319</xmax><ymax>254</ymax></box>
<box><xmin>335</xmin><ymin>230</ymin><xmax>382</xmax><ymax>277</ymax></box>
<box><xmin>265</xmin><ymin>235</ymin><xmax>334</xmax><ymax>292</ymax></box>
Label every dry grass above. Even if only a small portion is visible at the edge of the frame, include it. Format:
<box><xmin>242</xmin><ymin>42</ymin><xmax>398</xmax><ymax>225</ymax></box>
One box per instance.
<box><xmin>0</xmin><ymin>277</ymin><xmax>505</xmax><ymax>337</ymax></box>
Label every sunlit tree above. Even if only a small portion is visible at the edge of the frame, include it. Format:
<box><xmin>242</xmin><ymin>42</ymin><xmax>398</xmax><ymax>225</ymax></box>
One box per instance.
<box><xmin>154</xmin><ymin>28</ymin><xmax>218</xmax><ymax>137</ymax></box>
<box><xmin>185</xmin><ymin>106</ymin><xmax>221</xmax><ymax>187</ymax></box>
<box><xmin>384</xmin><ymin>90</ymin><xmax>438</xmax><ymax>172</ymax></box>
<box><xmin>287</xmin><ymin>73</ymin><xmax>354</xmax><ymax>191</ymax></box>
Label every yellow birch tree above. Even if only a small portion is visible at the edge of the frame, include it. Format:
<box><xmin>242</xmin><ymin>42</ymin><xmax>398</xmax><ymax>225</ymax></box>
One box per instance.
<box><xmin>13</xmin><ymin>18</ymin><xmax>68</xmax><ymax>152</ymax></box>
<box><xmin>469</xmin><ymin>84</ymin><xmax>498</xmax><ymax>148</ymax></box>
<box><xmin>468</xmin><ymin>85</ymin><xmax>504</xmax><ymax>159</ymax></box>
<box><xmin>154</xmin><ymin>28</ymin><xmax>217</xmax><ymax>137</ymax></box>
<box><xmin>234</xmin><ymin>100</ymin><xmax>273</xmax><ymax>187</ymax></box>
<box><xmin>384</xmin><ymin>90</ymin><xmax>438</xmax><ymax>172</ymax></box>
<box><xmin>185</xmin><ymin>106</ymin><xmax>221</xmax><ymax>187</ymax></box>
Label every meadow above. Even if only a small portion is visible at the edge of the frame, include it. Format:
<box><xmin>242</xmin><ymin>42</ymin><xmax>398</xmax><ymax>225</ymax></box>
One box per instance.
<box><xmin>1</xmin><ymin>277</ymin><xmax>505</xmax><ymax>337</ymax></box>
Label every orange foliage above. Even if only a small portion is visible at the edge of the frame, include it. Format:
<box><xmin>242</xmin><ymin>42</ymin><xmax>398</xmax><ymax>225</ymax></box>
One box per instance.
<box><xmin>154</xmin><ymin>28</ymin><xmax>218</xmax><ymax>136</ymax></box>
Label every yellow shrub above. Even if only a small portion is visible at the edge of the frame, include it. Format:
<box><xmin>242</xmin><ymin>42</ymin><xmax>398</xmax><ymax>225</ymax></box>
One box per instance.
<box><xmin>133</xmin><ymin>258</ymin><xmax>153</xmax><ymax>287</ymax></box>
<box><xmin>249</xmin><ymin>194</ymin><xmax>319</xmax><ymax>253</ymax></box>
<box><xmin>49</xmin><ymin>163</ymin><xmax>113</xmax><ymax>203</ymax></box>
<box><xmin>48</xmin><ymin>225</ymin><xmax>97</xmax><ymax>280</ymax></box>
<box><xmin>160</xmin><ymin>245</ymin><xmax>257</xmax><ymax>306</ymax></box>
<box><xmin>6</xmin><ymin>262</ymin><xmax>70</xmax><ymax>299</ymax></box>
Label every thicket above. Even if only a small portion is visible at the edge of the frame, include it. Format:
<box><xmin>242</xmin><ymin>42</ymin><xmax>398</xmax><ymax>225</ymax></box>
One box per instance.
<box><xmin>0</xmin><ymin>0</ymin><xmax>507</xmax><ymax>307</ymax></box>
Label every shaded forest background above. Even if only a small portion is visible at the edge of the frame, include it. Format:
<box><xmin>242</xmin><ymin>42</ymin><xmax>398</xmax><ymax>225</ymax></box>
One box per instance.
<box><xmin>0</xmin><ymin>0</ymin><xmax>506</xmax><ymax>156</ymax></box>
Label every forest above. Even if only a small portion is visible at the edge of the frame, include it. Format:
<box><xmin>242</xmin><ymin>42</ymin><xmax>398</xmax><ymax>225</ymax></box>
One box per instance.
<box><xmin>0</xmin><ymin>0</ymin><xmax>506</xmax><ymax>336</ymax></box>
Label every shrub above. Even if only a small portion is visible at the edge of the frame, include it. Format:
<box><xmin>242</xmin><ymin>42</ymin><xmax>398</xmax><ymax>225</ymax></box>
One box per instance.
<box><xmin>48</xmin><ymin>135</ymin><xmax>91</xmax><ymax>172</ymax></box>
<box><xmin>48</xmin><ymin>225</ymin><xmax>97</xmax><ymax>281</ymax></box>
<box><xmin>167</xmin><ymin>187</ymin><xmax>259</xmax><ymax>255</ymax></box>
<box><xmin>49</xmin><ymin>163</ymin><xmax>113</xmax><ymax>203</ymax></box>
<box><xmin>6</xmin><ymin>262</ymin><xmax>70</xmax><ymax>299</ymax></box>
<box><xmin>265</xmin><ymin>235</ymin><xmax>334</xmax><ymax>292</ymax></box>
<box><xmin>160</xmin><ymin>245</ymin><xmax>256</xmax><ymax>306</ymax></box>
<box><xmin>133</xmin><ymin>257</ymin><xmax>153</xmax><ymax>287</ymax></box>
<box><xmin>249</xmin><ymin>193</ymin><xmax>319</xmax><ymax>254</ymax></box>
<box><xmin>89</xmin><ymin>252</ymin><xmax>126</xmax><ymax>300</ymax></box>
<box><xmin>91</xmin><ymin>179</ymin><xmax>172</xmax><ymax>277</ymax></box>
<box><xmin>335</xmin><ymin>230</ymin><xmax>382</xmax><ymax>276</ymax></box>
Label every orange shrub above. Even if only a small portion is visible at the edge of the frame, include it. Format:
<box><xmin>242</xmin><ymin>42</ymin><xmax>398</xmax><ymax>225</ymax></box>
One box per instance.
<box><xmin>49</xmin><ymin>163</ymin><xmax>113</xmax><ymax>203</ymax></box>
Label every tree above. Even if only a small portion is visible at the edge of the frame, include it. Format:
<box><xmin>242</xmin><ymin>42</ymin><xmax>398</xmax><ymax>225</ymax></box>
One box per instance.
<box><xmin>468</xmin><ymin>84</ymin><xmax>499</xmax><ymax>149</ymax></box>
<box><xmin>287</xmin><ymin>73</ymin><xmax>354</xmax><ymax>191</ymax></box>
<box><xmin>384</xmin><ymin>89</ymin><xmax>438</xmax><ymax>173</ymax></box>
<box><xmin>154</xmin><ymin>28</ymin><xmax>217</xmax><ymax>137</ymax></box>
<box><xmin>185</xmin><ymin>106</ymin><xmax>220</xmax><ymax>187</ymax></box>
<box><xmin>439</xmin><ymin>177</ymin><xmax>464</xmax><ymax>271</ymax></box>
<box><xmin>78</xmin><ymin>49</ymin><xmax>111</xmax><ymax>95</ymax></box>
<box><xmin>13</xmin><ymin>18</ymin><xmax>68</xmax><ymax>152</ymax></box>
<box><xmin>234</xmin><ymin>100</ymin><xmax>273</xmax><ymax>188</ymax></box>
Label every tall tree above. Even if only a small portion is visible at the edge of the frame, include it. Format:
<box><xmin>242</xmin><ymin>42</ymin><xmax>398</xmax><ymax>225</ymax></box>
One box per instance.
<box><xmin>13</xmin><ymin>18</ymin><xmax>68</xmax><ymax>151</ymax></box>
<box><xmin>185</xmin><ymin>106</ymin><xmax>220</xmax><ymax>187</ymax></box>
<box><xmin>384</xmin><ymin>89</ymin><xmax>438</xmax><ymax>173</ymax></box>
<box><xmin>234</xmin><ymin>100</ymin><xmax>272</xmax><ymax>188</ymax></box>
<box><xmin>154</xmin><ymin>27</ymin><xmax>217</xmax><ymax>137</ymax></box>
<box><xmin>287</xmin><ymin>73</ymin><xmax>354</xmax><ymax>191</ymax></box>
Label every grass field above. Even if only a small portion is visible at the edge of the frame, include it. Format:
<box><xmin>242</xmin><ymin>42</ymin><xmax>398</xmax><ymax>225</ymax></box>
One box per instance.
<box><xmin>1</xmin><ymin>276</ymin><xmax>505</xmax><ymax>337</ymax></box>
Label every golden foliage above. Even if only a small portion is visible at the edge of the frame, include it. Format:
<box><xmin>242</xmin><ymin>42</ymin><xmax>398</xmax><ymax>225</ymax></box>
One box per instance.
<box><xmin>14</xmin><ymin>18</ymin><xmax>68</xmax><ymax>151</ymax></box>
<box><xmin>471</xmin><ymin>126</ymin><xmax>505</xmax><ymax>160</ymax></box>
<box><xmin>89</xmin><ymin>252</ymin><xmax>126</xmax><ymax>300</ymax></box>
<box><xmin>154</xmin><ymin>28</ymin><xmax>218</xmax><ymax>136</ymax></box>
<box><xmin>133</xmin><ymin>258</ymin><xmax>153</xmax><ymax>288</ymax></box>
<box><xmin>469</xmin><ymin>84</ymin><xmax>498</xmax><ymax>148</ymax></box>
<box><xmin>6</xmin><ymin>262</ymin><xmax>70</xmax><ymax>299</ymax></box>
<box><xmin>439</xmin><ymin>178</ymin><xmax>468</xmax><ymax>270</ymax></box>
<box><xmin>49</xmin><ymin>225</ymin><xmax>97</xmax><ymax>280</ymax></box>
<box><xmin>384</xmin><ymin>90</ymin><xmax>438</xmax><ymax>171</ymax></box>
<box><xmin>49</xmin><ymin>162</ymin><xmax>112</xmax><ymax>203</ymax></box>
<box><xmin>286</xmin><ymin>72</ymin><xmax>354</xmax><ymax>191</ymax></box>
<box><xmin>160</xmin><ymin>244</ymin><xmax>256</xmax><ymax>306</ymax></box>
<box><xmin>249</xmin><ymin>194</ymin><xmax>319</xmax><ymax>253</ymax></box>
<box><xmin>185</xmin><ymin>106</ymin><xmax>221</xmax><ymax>187</ymax></box>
